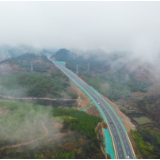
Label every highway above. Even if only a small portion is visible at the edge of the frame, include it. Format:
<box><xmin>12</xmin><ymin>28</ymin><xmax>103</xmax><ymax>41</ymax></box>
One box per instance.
<box><xmin>48</xmin><ymin>58</ymin><xmax>135</xmax><ymax>159</ymax></box>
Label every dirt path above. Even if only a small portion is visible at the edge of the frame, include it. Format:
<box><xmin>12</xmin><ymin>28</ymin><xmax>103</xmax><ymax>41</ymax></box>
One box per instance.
<box><xmin>0</xmin><ymin>121</ymin><xmax>48</xmax><ymax>151</ymax></box>
<box><xmin>0</xmin><ymin>95</ymin><xmax>77</xmax><ymax>101</ymax></box>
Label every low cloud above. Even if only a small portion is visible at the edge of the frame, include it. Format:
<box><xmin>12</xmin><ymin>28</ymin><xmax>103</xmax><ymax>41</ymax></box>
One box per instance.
<box><xmin>0</xmin><ymin>2</ymin><xmax>160</xmax><ymax>58</ymax></box>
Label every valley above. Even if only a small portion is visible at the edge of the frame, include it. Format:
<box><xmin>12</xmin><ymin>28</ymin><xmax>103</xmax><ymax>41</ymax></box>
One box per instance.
<box><xmin>1</xmin><ymin>50</ymin><xmax>160</xmax><ymax>158</ymax></box>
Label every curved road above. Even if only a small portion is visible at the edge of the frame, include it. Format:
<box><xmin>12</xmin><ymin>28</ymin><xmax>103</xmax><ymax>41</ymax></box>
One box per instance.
<box><xmin>48</xmin><ymin>58</ymin><xmax>135</xmax><ymax>159</ymax></box>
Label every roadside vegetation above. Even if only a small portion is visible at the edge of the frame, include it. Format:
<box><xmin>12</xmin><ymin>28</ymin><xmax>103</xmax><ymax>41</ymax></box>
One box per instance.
<box><xmin>131</xmin><ymin>129</ymin><xmax>160</xmax><ymax>158</ymax></box>
<box><xmin>53</xmin><ymin>108</ymin><xmax>102</xmax><ymax>139</ymax></box>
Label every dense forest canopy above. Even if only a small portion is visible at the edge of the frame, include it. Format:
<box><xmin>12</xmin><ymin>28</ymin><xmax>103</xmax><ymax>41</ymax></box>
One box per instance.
<box><xmin>53</xmin><ymin>49</ymin><xmax>72</xmax><ymax>61</ymax></box>
<box><xmin>53</xmin><ymin>108</ymin><xmax>102</xmax><ymax>139</ymax></box>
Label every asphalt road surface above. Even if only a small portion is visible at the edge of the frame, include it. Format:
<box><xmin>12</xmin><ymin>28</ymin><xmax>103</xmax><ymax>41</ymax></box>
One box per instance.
<box><xmin>48</xmin><ymin>58</ymin><xmax>135</xmax><ymax>159</ymax></box>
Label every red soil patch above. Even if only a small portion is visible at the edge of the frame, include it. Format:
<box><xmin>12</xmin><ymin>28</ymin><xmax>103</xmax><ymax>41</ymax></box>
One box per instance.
<box><xmin>124</xmin><ymin>125</ymin><xmax>131</xmax><ymax>132</ymax></box>
<box><xmin>128</xmin><ymin>102</ymin><xmax>137</xmax><ymax>107</ymax></box>
<box><xmin>116</xmin><ymin>109</ymin><xmax>127</xmax><ymax>119</ymax></box>
<box><xmin>53</xmin><ymin>132</ymin><xmax>68</xmax><ymax>139</ymax></box>
<box><xmin>102</xmin><ymin>122</ymin><xmax>108</xmax><ymax>129</ymax></box>
<box><xmin>0</xmin><ymin>63</ymin><xmax>19</xmax><ymax>75</ymax></box>
<box><xmin>63</xmin><ymin>144</ymin><xmax>74</xmax><ymax>150</ymax></box>
<box><xmin>79</xmin><ymin>138</ymin><xmax>83</xmax><ymax>142</ymax></box>
<box><xmin>147</xmin><ymin>81</ymin><xmax>160</xmax><ymax>95</ymax></box>
<box><xmin>33</xmin><ymin>58</ymin><xmax>43</xmax><ymax>63</ymax></box>
<box><xmin>54</xmin><ymin>122</ymin><xmax>63</xmax><ymax>128</ymax></box>
<box><xmin>24</xmin><ymin>128</ymin><xmax>29</xmax><ymax>133</ymax></box>
<box><xmin>0</xmin><ymin>106</ymin><xmax>8</xmax><ymax>115</ymax></box>
<box><xmin>134</xmin><ymin>92</ymin><xmax>145</xmax><ymax>96</ymax></box>
<box><xmin>50</xmin><ymin>65</ymin><xmax>58</xmax><ymax>72</ymax></box>
<box><xmin>95</xmin><ymin>123</ymin><xmax>103</xmax><ymax>133</ymax></box>
<box><xmin>81</xmin><ymin>99</ymin><xmax>91</xmax><ymax>107</ymax></box>
<box><xmin>48</xmin><ymin>139</ymin><xmax>53</xmax><ymax>141</ymax></box>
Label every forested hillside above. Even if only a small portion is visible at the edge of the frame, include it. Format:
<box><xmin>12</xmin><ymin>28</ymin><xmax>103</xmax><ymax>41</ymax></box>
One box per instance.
<box><xmin>0</xmin><ymin>45</ymin><xmax>55</xmax><ymax>62</ymax></box>
<box><xmin>131</xmin><ymin>129</ymin><xmax>160</xmax><ymax>158</ymax></box>
<box><xmin>80</xmin><ymin>71</ymin><xmax>151</xmax><ymax>101</ymax></box>
<box><xmin>0</xmin><ymin>71</ymin><xmax>69</xmax><ymax>97</ymax></box>
<box><xmin>53</xmin><ymin>108</ymin><xmax>102</xmax><ymax>139</ymax></box>
<box><xmin>0</xmin><ymin>53</ymin><xmax>78</xmax><ymax>100</ymax></box>
<box><xmin>52</xmin><ymin>49</ymin><xmax>152</xmax><ymax>101</ymax></box>
<box><xmin>5</xmin><ymin>53</ymin><xmax>51</xmax><ymax>72</ymax></box>
<box><xmin>0</xmin><ymin>100</ymin><xmax>103</xmax><ymax>159</ymax></box>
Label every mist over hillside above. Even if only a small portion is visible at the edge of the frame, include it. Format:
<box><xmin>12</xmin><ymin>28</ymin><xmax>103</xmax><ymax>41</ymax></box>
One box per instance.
<box><xmin>1</xmin><ymin>1</ymin><xmax>160</xmax><ymax>159</ymax></box>
<box><xmin>0</xmin><ymin>45</ymin><xmax>56</xmax><ymax>62</ymax></box>
<box><xmin>53</xmin><ymin>48</ymin><xmax>160</xmax><ymax>80</ymax></box>
<box><xmin>51</xmin><ymin>48</ymin><xmax>160</xmax><ymax>158</ymax></box>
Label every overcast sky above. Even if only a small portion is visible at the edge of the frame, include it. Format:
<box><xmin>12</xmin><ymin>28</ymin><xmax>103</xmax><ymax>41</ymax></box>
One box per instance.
<box><xmin>0</xmin><ymin>1</ymin><xmax>160</xmax><ymax>59</ymax></box>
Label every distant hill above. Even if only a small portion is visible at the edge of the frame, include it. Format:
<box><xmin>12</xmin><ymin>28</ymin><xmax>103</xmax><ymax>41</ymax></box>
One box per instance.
<box><xmin>51</xmin><ymin>48</ymin><xmax>73</xmax><ymax>61</ymax></box>
<box><xmin>0</xmin><ymin>53</ymin><xmax>77</xmax><ymax>100</ymax></box>
<box><xmin>0</xmin><ymin>45</ymin><xmax>56</xmax><ymax>62</ymax></box>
